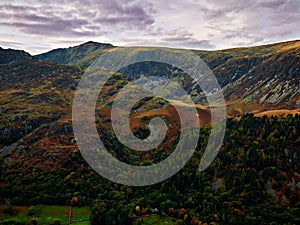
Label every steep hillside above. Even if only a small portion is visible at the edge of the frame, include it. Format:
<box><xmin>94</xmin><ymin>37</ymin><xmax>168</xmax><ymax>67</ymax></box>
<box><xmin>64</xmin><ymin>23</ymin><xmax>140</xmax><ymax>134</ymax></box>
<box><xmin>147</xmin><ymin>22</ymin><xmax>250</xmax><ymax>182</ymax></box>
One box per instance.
<box><xmin>0</xmin><ymin>48</ymin><xmax>207</xmax><ymax>169</ymax></box>
<box><xmin>35</xmin><ymin>40</ymin><xmax>300</xmax><ymax>115</ymax></box>
<box><xmin>0</xmin><ymin>42</ymin><xmax>300</xmax><ymax>225</ymax></box>
<box><xmin>1</xmin><ymin>41</ymin><xmax>299</xmax><ymax>169</ymax></box>
<box><xmin>198</xmin><ymin>40</ymin><xmax>300</xmax><ymax>114</ymax></box>
<box><xmin>0</xmin><ymin>52</ymin><xmax>82</xmax><ymax>168</ymax></box>
<box><xmin>0</xmin><ymin>41</ymin><xmax>299</xmax><ymax>169</ymax></box>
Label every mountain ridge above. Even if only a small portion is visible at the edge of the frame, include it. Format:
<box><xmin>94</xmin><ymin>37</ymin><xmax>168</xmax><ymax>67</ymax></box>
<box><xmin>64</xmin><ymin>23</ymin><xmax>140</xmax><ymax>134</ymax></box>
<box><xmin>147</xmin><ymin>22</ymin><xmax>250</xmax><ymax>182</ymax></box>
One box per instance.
<box><xmin>0</xmin><ymin>47</ymin><xmax>32</xmax><ymax>65</ymax></box>
<box><xmin>1</xmin><ymin>40</ymin><xmax>299</xmax><ymax>114</ymax></box>
<box><xmin>0</xmin><ymin>40</ymin><xmax>300</xmax><ymax>225</ymax></box>
<box><xmin>0</xmin><ymin>40</ymin><xmax>299</xmax><ymax>159</ymax></box>
<box><xmin>35</xmin><ymin>41</ymin><xmax>114</xmax><ymax>66</ymax></box>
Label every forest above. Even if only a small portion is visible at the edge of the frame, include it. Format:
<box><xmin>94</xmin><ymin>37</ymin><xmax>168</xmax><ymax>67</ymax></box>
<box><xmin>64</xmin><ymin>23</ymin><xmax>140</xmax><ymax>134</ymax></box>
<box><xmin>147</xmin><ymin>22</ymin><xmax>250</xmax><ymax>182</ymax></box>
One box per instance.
<box><xmin>1</xmin><ymin>114</ymin><xmax>299</xmax><ymax>225</ymax></box>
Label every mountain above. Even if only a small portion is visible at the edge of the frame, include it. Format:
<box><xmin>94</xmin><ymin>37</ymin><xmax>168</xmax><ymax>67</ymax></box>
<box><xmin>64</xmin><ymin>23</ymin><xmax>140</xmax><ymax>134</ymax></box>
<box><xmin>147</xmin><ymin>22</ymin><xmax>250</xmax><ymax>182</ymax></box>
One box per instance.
<box><xmin>0</xmin><ymin>47</ymin><xmax>32</xmax><ymax>65</ymax></box>
<box><xmin>35</xmin><ymin>40</ymin><xmax>300</xmax><ymax>115</ymax></box>
<box><xmin>35</xmin><ymin>41</ymin><xmax>113</xmax><ymax>66</ymax></box>
<box><xmin>0</xmin><ymin>41</ymin><xmax>299</xmax><ymax>225</ymax></box>
<box><xmin>0</xmin><ymin>49</ymin><xmax>82</xmax><ymax>168</ymax></box>
<box><xmin>199</xmin><ymin>40</ymin><xmax>300</xmax><ymax>114</ymax></box>
<box><xmin>0</xmin><ymin>40</ymin><xmax>299</xmax><ymax>167</ymax></box>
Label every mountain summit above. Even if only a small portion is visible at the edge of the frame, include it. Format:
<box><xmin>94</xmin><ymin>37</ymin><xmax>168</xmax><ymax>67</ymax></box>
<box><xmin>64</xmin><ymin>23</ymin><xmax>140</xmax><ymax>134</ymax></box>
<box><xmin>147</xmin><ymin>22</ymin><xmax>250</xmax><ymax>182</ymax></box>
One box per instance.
<box><xmin>38</xmin><ymin>40</ymin><xmax>300</xmax><ymax>112</ymax></box>
<box><xmin>0</xmin><ymin>47</ymin><xmax>32</xmax><ymax>65</ymax></box>
<box><xmin>35</xmin><ymin>41</ymin><xmax>114</xmax><ymax>66</ymax></box>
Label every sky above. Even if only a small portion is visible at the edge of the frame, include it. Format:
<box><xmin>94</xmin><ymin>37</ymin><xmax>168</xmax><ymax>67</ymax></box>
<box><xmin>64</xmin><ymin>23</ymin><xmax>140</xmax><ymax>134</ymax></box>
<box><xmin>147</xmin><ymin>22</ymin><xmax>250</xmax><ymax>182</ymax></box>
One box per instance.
<box><xmin>0</xmin><ymin>0</ymin><xmax>299</xmax><ymax>55</ymax></box>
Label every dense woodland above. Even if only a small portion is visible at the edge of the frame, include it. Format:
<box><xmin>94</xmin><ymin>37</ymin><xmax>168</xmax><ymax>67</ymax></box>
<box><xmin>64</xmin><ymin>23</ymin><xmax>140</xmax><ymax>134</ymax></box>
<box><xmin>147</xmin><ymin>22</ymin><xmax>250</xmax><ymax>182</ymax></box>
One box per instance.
<box><xmin>1</xmin><ymin>114</ymin><xmax>300</xmax><ymax>225</ymax></box>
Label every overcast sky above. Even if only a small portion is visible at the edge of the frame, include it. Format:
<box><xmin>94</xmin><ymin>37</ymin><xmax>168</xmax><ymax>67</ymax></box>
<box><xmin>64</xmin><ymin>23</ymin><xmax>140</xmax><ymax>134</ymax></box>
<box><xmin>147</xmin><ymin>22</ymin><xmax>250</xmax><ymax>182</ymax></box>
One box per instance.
<box><xmin>0</xmin><ymin>0</ymin><xmax>299</xmax><ymax>54</ymax></box>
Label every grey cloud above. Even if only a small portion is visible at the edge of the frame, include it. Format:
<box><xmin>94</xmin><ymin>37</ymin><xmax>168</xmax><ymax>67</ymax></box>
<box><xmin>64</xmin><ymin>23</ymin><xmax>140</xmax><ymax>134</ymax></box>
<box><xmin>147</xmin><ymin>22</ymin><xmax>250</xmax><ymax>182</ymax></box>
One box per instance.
<box><xmin>192</xmin><ymin>0</ymin><xmax>256</xmax><ymax>20</ymax></box>
<box><xmin>194</xmin><ymin>0</ymin><xmax>297</xmax><ymax>24</ymax></box>
<box><xmin>163</xmin><ymin>37</ymin><xmax>195</xmax><ymax>42</ymax></box>
<box><xmin>0</xmin><ymin>0</ymin><xmax>299</xmax><ymax>52</ymax></box>
<box><xmin>93</xmin><ymin>1</ymin><xmax>155</xmax><ymax>28</ymax></box>
<box><xmin>2</xmin><ymin>22</ymin><xmax>98</xmax><ymax>37</ymax></box>
<box><xmin>14</xmin><ymin>14</ymin><xmax>50</xmax><ymax>23</ymax></box>
<box><xmin>0</xmin><ymin>12</ymin><xmax>100</xmax><ymax>37</ymax></box>
<box><xmin>0</xmin><ymin>4</ymin><xmax>34</xmax><ymax>11</ymax></box>
<box><xmin>258</xmin><ymin>0</ymin><xmax>286</xmax><ymax>8</ymax></box>
<box><xmin>162</xmin><ymin>30</ymin><xmax>195</xmax><ymax>43</ymax></box>
<box><xmin>94</xmin><ymin>15</ymin><xmax>154</xmax><ymax>27</ymax></box>
<box><xmin>192</xmin><ymin>0</ymin><xmax>299</xmax><ymax>47</ymax></box>
<box><xmin>0</xmin><ymin>0</ymin><xmax>156</xmax><ymax>38</ymax></box>
<box><xmin>268</xmin><ymin>0</ymin><xmax>300</xmax><ymax>25</ymax></box>
<box><xmin>180</xmin><ymin>40</ymin><xmax>215</xmax><ymax>49</ymax></box>
<box><xmin>0</xmin><ymin>40</ymin><xmax>22</xmax><ymax>49</ymax></box>
<box><xmin>159</xmin><ymin>28</ymin><xmax>215</xmax><ymax>49</ymax></box>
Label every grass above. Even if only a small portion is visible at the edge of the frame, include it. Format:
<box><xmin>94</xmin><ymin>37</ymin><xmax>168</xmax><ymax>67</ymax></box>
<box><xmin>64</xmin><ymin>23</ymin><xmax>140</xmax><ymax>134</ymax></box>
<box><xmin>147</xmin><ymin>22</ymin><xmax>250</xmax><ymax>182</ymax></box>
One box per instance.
<box><xmin>140</xmin><ymin>215</ymin><xmax>177</xmax><ymax>225</ymax></box>
<box><xmin>71</xmin><ymin>221</ymin><xmax>90</xmax><ymax>225</ymax></box>
<box><xmin>0</xmin><ymin>205</ymin><xmax>90</xmax><ymax>224</ymax></box>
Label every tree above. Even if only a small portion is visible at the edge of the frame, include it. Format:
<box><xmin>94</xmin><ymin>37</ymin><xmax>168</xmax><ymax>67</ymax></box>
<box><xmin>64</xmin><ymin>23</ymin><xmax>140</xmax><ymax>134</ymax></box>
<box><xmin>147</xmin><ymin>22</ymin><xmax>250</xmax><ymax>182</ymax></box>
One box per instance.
<box><xmin>3</xmin><ymin>199</ymin><xmax>14</xmax><ymax>215</ymax></box>
<box><xmin>27</xmin><ymin>206</ymin><xmax>42</xmax><ymax>218</ymax></box>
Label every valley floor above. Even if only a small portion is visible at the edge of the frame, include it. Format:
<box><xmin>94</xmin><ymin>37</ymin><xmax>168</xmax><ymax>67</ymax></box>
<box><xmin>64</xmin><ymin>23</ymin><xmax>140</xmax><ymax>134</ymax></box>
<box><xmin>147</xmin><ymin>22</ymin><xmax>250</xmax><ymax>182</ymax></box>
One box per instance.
<box><xmin>0</xmin><ymin>205</ymin><xmax>90</xmax><ymax>224</ymax></box>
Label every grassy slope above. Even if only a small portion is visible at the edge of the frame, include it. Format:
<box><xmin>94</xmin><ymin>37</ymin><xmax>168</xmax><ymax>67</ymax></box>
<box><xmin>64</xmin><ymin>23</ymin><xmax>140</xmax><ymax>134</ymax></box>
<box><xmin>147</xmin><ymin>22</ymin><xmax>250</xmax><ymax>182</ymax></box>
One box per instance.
<box><xmin>141</xmin><ymin>215</ymin><xmax>177</xmax><ymax>225</ymax></box>
<box><xmin>0</xmin><ymin>205</ymin><xmax>90</xmax><ymax>224</ymax></box>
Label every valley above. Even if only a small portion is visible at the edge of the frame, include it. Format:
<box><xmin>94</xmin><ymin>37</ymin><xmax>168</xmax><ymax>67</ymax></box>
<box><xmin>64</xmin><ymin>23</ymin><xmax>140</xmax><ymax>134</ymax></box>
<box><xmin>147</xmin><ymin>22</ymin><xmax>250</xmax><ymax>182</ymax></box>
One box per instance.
<box><xmin>0</xmin><ymin>40</ymin><xmax>299</xmax><ymax>225</ymax></box>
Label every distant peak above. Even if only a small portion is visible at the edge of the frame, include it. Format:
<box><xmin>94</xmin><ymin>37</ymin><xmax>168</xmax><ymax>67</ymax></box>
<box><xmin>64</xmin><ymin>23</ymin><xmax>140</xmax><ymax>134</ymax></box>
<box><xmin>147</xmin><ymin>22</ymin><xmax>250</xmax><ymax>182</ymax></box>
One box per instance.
<box><xmin>78</xmin><ymin>41</ymin><xmax>113</xmax><ymax>48</ymax></box>
<box><xmin>35</xmin><ymin>41</ymin><xmax>114</xmax><ymax>66</ymax></box>
<box><xmin>0</xmin><ymin>47</ymin><xmax>32</xmax><ymax>65</ymax></box>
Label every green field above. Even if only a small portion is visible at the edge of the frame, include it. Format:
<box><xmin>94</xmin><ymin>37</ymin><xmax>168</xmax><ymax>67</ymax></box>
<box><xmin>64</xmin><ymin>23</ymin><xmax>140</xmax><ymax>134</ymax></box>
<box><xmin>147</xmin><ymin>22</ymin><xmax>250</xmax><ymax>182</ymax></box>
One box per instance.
<box><xmin>70</xmin><ymin>222</ymin><xmax>90</xmax><ymax>225</ymax></box>
<box><xmin>0</xmin><ymin>205</ymin><xmax>90</xmax><ymax>224</ymax></box>
<box><xmin>139</xmin><ymin>215</ymin><xmax>177</xmax><ymax>225</ymax></box>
